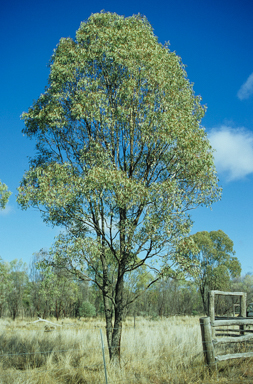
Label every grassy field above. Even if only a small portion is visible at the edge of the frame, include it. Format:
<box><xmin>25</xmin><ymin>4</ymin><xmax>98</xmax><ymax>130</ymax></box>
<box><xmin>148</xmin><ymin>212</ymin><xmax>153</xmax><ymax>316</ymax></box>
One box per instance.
<box><xmin>0</xmin><ymin>316</ymin><xmax>253</xmax><ymax>383</ymax></box>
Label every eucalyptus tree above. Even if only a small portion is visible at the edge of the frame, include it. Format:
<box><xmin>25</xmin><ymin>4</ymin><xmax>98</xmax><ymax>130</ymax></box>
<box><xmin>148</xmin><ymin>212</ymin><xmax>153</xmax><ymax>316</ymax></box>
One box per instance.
<box><xmin>187</xmin><ymin>230</ymin><xmax>241</xmax><ymax>314</ymax></box>
<box><xmin>6</xmin><ymin>259</ymin><xmax>28</xmax><ymax>320</ymax></box>
<box><xmin>0</xmin><ymin>258</ymin><xmax>10</xmax><ymax>317</ymax></box>
<box><xmin>18</xmin><ymin>12</ymin><xmax>221</xmax><ymax>362</ymax></box>
<box><xmin>0</xmin><ymin>180</ymin><xmax>11</xmax><ymax>209</ymax></box>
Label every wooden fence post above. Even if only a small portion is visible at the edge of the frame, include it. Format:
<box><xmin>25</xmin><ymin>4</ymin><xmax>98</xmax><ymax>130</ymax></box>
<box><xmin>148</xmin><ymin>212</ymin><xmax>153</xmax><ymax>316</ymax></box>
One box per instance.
<box><xmin>240</xmin><ymin>293</ymin><xmax>247</xmax><ymax>317</ymax></box>
<box><xmin>199</xmin><ymin>317</ymin><xmax>217</xmax><ymax>373</ymax></box>
<box><xmin>240</xmin><ymin>293</ymin><xmax>247</xmax><ymax>335</ymax></box>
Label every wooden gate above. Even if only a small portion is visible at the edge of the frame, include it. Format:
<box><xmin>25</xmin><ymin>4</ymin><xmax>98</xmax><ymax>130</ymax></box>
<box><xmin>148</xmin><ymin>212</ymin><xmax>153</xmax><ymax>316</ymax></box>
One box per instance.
<box><xmin>200</xmin><ymin>290</ymin><xmax>253</xmax><ymax>372</ymax></box>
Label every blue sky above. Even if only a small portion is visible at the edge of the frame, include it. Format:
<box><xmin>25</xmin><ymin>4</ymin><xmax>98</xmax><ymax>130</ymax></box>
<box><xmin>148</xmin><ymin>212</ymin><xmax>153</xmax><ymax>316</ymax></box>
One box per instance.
<box><xmin>0</xmin><ymin>0</ymin><xmax>253</xmax><ymax>274</ymax></box>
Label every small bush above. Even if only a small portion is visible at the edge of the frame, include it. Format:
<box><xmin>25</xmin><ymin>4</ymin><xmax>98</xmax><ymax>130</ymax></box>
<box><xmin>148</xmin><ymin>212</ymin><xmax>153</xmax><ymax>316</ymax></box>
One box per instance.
<box><xmin>79</xmin><ymin>301</ymin><xmax>96</xmax><ymax>318</ymax></box>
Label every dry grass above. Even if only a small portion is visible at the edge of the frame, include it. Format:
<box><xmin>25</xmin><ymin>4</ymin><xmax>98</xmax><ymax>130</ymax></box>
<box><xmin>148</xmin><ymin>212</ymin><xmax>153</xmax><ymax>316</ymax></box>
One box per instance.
<box><xmin>0</xmin><ymin>316</ymin><xmax>253</xmax><ymax>383</ymax></box>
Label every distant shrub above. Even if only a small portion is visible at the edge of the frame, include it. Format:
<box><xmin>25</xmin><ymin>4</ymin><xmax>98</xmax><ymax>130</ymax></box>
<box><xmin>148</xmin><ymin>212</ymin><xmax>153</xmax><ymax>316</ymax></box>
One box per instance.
<box><xmin>79</xmin><ymin>301</ymin><xmax>96</xmax><ymax>317</ymax></box>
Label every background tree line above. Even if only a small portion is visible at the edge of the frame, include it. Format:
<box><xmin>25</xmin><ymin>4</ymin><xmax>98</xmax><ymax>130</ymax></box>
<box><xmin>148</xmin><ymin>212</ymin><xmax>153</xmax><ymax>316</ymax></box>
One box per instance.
<box><xmin>0</xmin><ymin>231</ymin><xmax>248</xmax><ymax>321</ymax></box>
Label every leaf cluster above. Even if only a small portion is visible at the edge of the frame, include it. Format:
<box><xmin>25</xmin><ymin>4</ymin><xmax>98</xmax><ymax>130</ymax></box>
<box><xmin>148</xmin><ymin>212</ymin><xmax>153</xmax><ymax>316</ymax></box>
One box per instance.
<box><xmin>0</xmin><ymin>180</ymin><xmax>11</xmax><ymax>210</ymax></box>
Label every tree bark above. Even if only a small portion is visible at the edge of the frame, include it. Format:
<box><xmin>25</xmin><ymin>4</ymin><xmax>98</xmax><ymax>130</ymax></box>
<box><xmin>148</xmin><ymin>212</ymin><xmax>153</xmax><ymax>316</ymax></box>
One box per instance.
<box><xmin>200</xmin><ymin>285</ymin><xmax>208</xmax><ymax>315</ymax></box>
<box><xmin>110</xmin><ymin>267</ymin><xmax>124</xmax><ymax>363</ymax></box>
<box><xmin>101</xmin><ymin>252</ymin><xmax>113</xmax><ymax>357</ymax></box>
<box><xmin>109</xmin><ymin>208</ymin><xmax>127</xmax><ymax>364</ymax></box>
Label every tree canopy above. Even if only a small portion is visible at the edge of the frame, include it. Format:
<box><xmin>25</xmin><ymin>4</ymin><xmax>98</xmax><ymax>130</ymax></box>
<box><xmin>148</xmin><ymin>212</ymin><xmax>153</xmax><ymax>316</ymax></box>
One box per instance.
<box><xmin>17</xmin><ymin>12</ymin><xmax>221</xmax><ymax>361</ymax></box>
<box><xmin>188</xmin><ymin>230</ymin><xmax>241</xmax><ymax>314</ymax></box>
<box><xmin>0</xmin><ymin>180</ymin><xmax>11</xmax><ymax>210</ymax></box>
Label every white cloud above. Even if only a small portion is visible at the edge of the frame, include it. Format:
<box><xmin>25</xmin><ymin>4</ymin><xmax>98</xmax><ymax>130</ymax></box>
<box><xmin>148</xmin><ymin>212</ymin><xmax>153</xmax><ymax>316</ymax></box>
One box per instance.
<box><xmin>0</xmin><ymin>205</ymin><xmax>14</xmax><ymax>216</ymax></box>
<box><xmin>237</xmin><ymin>72</ymin><xmax>253</xmax><ymax>100</ymax></box>
<box><xmin>208</xmin><ymin>126</ymin><xmax>253</xmax><ymax>181</ymax></box>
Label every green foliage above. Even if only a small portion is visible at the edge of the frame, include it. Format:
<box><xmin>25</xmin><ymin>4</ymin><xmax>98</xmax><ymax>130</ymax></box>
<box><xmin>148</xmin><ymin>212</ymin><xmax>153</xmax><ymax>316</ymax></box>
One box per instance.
<box><xmin>79</xmin><ymin>301</ymin><xmax>96</xmax><ymax>317</ymax></box>
<box><xmin>0</xmin><ymin>258</ymin><xmax>11</xmax><ymax>316</ymax></box>
<box><xmin>17</xmin><ymin>11</ymin><xmax>221</xmax><ymax>359</ymax></box>
<box><xmin>231</xmin><ymin>274</ymin><xmax>253</xmax><ymax>304</ymax></box>
<box><xmin>188</xmin><ymin>230</ymin><xmax>241</xmax><ymax>313</ymax></box>
<box><xmin>5</xmin><ymin>259</ymin><xmax>28</xmax><ymax>320</ymax></box>
<box><xmin>18</xmin><ymin>11</ymin><xmax>220</xmax><ymax>279</ymax></box>
<box><xmin>0</xmin><ymin>180</ymin><xmax>11</xmax><ymax>209</ymax></box>
<box><xmin>37</xmin><ymin>255</ymin><xmax>79</xmax><ymax>320</ymax></box>
<box><xmin>0</xmin><ymin>254</ymin><xmax>247</xmax><ymax>319</ymax></box>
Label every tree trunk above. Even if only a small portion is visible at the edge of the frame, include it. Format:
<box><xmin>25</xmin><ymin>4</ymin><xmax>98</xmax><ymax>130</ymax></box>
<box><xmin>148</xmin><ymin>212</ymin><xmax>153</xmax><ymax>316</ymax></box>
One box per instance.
<box><xmin>101</xmin><ymin>253</ymin><xmax>113</xmax><ymax>357</ymax></box>
<box><xmin>55</xmin><ymin>299</ymin><xmax>59</xmax><ymax>321</ymax></box>
<box><xmin>103</xmin><ymin>292</ymin><xmax>113</xmax><ymax>354</ymax></box>
<box><xmin>101</xmin><ymin>206</ymin><xmax>126</xmax><ymax>364</ymax></box>
<box><xmin>110</xmin><ymin>270</ymin><xmax>124</xmax><ymax>364</ymax></box>
<box><xmin>108</xmin><ymin>209</ymin><xmax>127</xmax><ymax>364</ymax></box>
<box><xmin>200</xmin><ymin>285</ymin><xmax>208</xmax><ymax>315</ymax></box>
<box><xmin>12</xmin><ymin>308</ymin><xmax>16</xmax><ymax>320</ymax></box>
<box><xmin>101</xmin><ymin>255</ymin><xmax>125</xmax><ymax>364</ymax></box>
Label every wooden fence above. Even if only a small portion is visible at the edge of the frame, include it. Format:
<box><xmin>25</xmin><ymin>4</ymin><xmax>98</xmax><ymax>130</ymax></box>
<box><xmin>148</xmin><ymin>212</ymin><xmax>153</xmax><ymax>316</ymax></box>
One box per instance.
<box><xmin>200</xmin><ymin>290</ymin><xmax>253</xmax><ymax>372</ymax></box>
